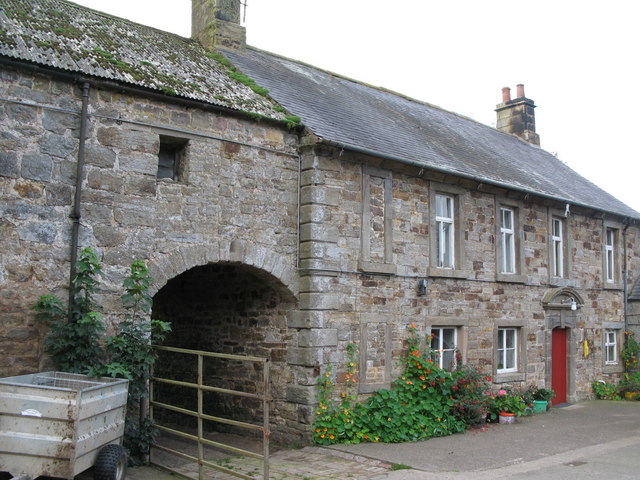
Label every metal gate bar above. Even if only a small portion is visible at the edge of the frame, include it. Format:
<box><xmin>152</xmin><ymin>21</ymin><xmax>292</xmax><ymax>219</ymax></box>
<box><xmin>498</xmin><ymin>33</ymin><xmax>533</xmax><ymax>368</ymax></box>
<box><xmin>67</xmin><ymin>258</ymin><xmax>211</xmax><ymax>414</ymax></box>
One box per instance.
<box><xmin>150</xmin><ymin>345</ymin><xmax>271</xmax><ymax>480</ymax></box>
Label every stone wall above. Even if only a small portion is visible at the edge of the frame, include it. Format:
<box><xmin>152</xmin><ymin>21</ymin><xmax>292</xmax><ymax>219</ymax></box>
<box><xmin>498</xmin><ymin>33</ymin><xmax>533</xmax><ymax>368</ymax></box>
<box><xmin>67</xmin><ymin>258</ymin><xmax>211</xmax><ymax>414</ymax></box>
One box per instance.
<box><xmin>2</xmin><ymin>64</ymin><xmax>639</xmax><ymax>445</ymax></box>
<box><xmin>295</xmin><ymin>144</ymin><xmax>639</xmax><ymax>404</ymax></box>
<box><xmin>0</xmin><ymin>66</ymin><xmax>299</xmax><ymax>383</ymax></box>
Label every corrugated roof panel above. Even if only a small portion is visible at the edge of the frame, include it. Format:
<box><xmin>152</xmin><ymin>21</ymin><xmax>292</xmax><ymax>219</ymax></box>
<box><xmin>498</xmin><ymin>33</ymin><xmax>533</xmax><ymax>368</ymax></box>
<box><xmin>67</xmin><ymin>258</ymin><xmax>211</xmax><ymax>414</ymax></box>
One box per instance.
<box><xmin>0</xmin><ymin>0</ymin><xmax>286</xmax><ymax>120</ymax></box>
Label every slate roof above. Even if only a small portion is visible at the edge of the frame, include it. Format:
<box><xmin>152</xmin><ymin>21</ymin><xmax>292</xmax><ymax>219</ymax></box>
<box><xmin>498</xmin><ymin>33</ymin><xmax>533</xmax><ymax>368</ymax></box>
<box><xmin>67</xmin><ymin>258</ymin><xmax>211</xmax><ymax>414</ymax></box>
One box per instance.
<box><xmin>1</xmin><ymin>1</ymin><xmax>638</xmax><ymax>220</ymax></box>
<box><xmin>0</xmin><ymin>0</ymin><xmax>286</xmax><ymax>120</ymax></box>
<box><xmin>223</xmin><ymin>48</ymin><xmax>640</xmax><ymax>220</ymax></box>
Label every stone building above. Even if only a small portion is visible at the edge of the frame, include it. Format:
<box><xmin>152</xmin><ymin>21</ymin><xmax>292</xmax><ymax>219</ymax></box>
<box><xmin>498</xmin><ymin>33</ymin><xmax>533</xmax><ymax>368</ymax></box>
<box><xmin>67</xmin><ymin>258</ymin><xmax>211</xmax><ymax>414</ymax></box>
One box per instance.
<box><xmin>1</xmin><ymin>0</ymin><xmax>639</xmax><ymax>443</ymax></box>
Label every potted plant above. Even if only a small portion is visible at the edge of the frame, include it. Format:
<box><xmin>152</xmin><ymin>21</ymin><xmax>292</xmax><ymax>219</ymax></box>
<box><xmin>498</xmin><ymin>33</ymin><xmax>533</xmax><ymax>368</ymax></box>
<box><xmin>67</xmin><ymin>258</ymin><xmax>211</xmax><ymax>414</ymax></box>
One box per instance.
<box><xmin>619</xmin><ymin>372</ymin><xmax>640</xmax><ymax>401</ymax></box>
<box><xmin>491</xmin><ymin>389</ymin><xmax>527</xmax><ymax>424</ymax></box>
<box><xmin>526</xmin><ymin>385</ymin><xmax>555</xmax><ymax>413</ymax></box>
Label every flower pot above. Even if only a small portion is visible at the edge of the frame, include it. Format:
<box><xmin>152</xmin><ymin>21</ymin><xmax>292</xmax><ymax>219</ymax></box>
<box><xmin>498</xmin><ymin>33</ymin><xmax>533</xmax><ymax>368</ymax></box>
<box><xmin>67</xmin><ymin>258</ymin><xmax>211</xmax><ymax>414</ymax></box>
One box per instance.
<box><xmin>624</xmin><ymin>391</ymin><xmax>639</xmax><ymax>401</ymax></box>
<box><xmin>498</xmin><ymin>412</ymin><xmax>515</xmax><ymax>424</ymax></box>
<box><xmin>533</xmin><ymin>400</ymin><xmax>548</xmax><ymax>413</ymax></box>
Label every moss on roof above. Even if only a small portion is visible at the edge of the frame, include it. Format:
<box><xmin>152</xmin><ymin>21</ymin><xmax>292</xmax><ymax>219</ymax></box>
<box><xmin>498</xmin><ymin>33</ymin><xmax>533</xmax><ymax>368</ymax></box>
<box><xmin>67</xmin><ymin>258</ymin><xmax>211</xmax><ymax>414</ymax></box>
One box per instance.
<box><xmin>0</xmin><ymin>0</ymin><xmax>287</xmax><ymax>121</ymax></box>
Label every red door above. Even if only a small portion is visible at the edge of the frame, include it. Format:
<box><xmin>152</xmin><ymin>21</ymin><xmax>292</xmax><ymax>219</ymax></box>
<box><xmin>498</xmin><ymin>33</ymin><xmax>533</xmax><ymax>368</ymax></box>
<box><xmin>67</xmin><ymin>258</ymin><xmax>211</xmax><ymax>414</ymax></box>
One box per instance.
<box><xmin>551</xmin><ymin>328</ymin><xmax>567</xmax><ymax>405</ymax></box>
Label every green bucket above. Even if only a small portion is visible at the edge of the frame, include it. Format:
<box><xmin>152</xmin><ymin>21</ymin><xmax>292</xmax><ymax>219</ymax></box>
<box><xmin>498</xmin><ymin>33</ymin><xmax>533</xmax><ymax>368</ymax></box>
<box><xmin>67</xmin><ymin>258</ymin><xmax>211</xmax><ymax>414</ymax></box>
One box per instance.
<box><xmin>533</xmin><ymin>400</ymin><xmax>547</xmax><ymax>413</ymax></box>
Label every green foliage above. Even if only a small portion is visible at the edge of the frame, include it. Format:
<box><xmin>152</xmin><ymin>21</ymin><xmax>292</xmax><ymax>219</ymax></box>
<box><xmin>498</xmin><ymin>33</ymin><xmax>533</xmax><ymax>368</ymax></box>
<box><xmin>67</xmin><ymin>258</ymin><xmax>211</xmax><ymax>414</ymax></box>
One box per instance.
<box><xmin>35</xmin><ymin>250</ymin><xmax>170</xmax><ymax>466</ymax></box>
<box><xmin>33</xmin><ymin>247</ymin><xmax>105</xmax><ymax>373</ymax></box>
<box><xmin>92</xmin><ymin>260</ymin><xmax>171</xmax><ymax>464</ymax></box>
<box><xmin>525</xmin><ymin>385</ymin><xmax>555</xmax><ymax>402</ymax></box>
<box><xmin>592</xmin><ymin>380</ymin><xmax>622</xmax><ymax>400</ymax></box>
<box><xmin>621</xmin><ymin>331</ymin><xmax>639</xmax><ymax>372</ymax></box>
<box><xmin>124</xmin><ymin>416</ymin><xmax>158</xmax><ymax>467</ymax></box>
<box><xmin>284</xmin><ymin>115</ymin><xmax>301</xmax><ymax>129</ymax></box>
<box><xmin>313</xmin><ymin>325</ymin><xmax>467</xmax><ymax>445</ymax></box>
<box><xmin>391</xmin><ymin>464</ymin><xmax>412</xmax><ymax>471</ymax></box>
<box><xmin>619</xmin><ymin>371</ymin><xmax>640</xmax><ymax>395</ymax></box>
<box><xmin>450</xmin><ymin>365</ymin><xmax>493</xmax><ymax>426</ymax></box>
<box><xmin>490</xmin><ymin>388</ymin><xmax>527</xmax><ymax>417</ymax></box>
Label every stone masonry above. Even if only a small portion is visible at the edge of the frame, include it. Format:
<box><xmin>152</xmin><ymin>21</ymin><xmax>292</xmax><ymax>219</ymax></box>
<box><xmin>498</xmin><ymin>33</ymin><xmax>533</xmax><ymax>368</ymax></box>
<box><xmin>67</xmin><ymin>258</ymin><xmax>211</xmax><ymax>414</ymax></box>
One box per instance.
<box><xmin>1</xmin><ymin>62</ymin><xmax>639</xmax><ymax>444</ymax></box>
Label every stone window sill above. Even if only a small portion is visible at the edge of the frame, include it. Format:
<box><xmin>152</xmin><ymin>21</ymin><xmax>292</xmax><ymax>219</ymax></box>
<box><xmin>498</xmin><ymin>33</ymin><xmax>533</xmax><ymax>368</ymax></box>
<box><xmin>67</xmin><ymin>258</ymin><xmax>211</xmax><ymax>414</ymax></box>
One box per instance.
<box><xmin>358</xmin><ymin>261</ymin><xmax>397</xmax><ymax>275</ymax></box>
<box><xmin>493</xmin><ymin>372</ymin><xmax>526</xmax><ymax>384</ymax></box>
<box><xmin>428</xmin><ymin>267</ymin><xmax>468</xmax><ymax>280</ymax></box>
<box><xmin>496</xmin><ymin>273</ymin><xmax>527</xmax><ymax>284</ymax></box>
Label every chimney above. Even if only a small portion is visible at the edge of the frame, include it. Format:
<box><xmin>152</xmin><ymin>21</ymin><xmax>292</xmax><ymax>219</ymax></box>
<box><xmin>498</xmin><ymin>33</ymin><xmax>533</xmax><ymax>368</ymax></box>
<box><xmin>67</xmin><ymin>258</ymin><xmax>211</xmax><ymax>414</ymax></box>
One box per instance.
<box><xmin>192</xmin><ymin>0</ymin><xmax>246</xmax><ymax>52</ymax></box>
<box><xmin>495</xmin><ymin>84</ymin><xmax>540</xmax><ymax>146</ymax></box>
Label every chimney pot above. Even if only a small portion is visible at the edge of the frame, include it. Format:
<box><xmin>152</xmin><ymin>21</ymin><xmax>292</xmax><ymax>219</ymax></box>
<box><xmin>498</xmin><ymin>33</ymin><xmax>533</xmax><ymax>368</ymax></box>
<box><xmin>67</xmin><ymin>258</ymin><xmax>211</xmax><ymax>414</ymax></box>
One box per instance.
<box><xmin>495</xmin><ymin>84</ymin><xmax>540</xmax><ymax>146</ymax></box>
<box><xmin>502</xmin><ymin>87</ymin><xmax>511</xmax><ymax>103</ymax></box>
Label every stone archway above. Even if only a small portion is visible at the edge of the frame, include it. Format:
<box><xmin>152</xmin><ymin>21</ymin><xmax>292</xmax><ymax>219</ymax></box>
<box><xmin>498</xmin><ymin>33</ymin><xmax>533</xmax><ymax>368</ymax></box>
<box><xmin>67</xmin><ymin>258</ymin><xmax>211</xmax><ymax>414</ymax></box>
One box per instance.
<box><xmin>542</xmin><ymin>287</ymin><xmax>585</xmax><ymax>404</ymax></box>
<box><xmin>150</xmin><ymin>260</ymin><xmax>298</xmax><ymax>443</ymax></box>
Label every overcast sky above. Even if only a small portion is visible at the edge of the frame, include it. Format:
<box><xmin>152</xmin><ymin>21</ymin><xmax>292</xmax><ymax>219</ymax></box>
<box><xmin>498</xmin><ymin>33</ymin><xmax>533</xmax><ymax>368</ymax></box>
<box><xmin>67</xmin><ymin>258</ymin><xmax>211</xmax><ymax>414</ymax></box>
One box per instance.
<box><xmin>71</xmin><ymin>0</ymin><xmax>640</xmax><ymax>213</ymax></box>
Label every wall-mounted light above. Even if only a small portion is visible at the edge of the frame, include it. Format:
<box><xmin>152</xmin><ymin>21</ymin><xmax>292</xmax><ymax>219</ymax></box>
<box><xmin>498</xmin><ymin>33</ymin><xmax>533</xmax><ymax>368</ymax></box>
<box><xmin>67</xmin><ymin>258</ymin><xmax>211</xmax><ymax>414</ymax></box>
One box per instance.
<box><xmin>417</xmin><ymin>278</ymin><xmax>428</xmax><ymax>296</ymax></box>
<box><xmin>561</xmin><ymin>296</ymin><xmax>577</xmax><ymax>310</ymax></box>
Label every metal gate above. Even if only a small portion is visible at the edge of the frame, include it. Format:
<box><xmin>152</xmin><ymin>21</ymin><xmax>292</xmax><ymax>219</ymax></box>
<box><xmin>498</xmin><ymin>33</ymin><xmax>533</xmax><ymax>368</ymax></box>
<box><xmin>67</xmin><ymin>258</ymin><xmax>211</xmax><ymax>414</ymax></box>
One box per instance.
<box><xmin>150</xmin><ymin>346</ymin><xmax>271</xmax><ymax>480</ymax></box>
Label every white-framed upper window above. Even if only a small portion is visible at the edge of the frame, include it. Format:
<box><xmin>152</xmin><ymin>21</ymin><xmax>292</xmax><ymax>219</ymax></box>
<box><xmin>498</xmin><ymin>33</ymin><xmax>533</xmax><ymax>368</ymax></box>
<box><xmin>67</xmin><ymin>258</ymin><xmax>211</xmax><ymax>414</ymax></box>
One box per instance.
<box><xmin>604</xmin><ymin>328</ymin><xmax>618</xmax><ymax>365</ymax></box>
<box><xmin>605</xmin><ymin>228</ymin><xmax>615</xmax><ymax>283</ymax></box>
<box><xmin>500</xmin><ymin>207</ymin><xmax>515</xmax><ymax>274</ymax></box>
<box><xmin>551</xmin><ymin>218</ymin><xmax>564</xmax><ymax>277</ymax></box>
<box><xmin>497</xmin><ymin>327</ymin><xmax>518</xmax><ymax>373</ymax></box>
<box><xmin>435</xmin><ymin>194</ymin><xmax>455</xmax><ymax>269</ymax></box>
<box><xmin>430</xmin><ymin>327</ymin><xmax>458</xmax><ymax>371</ymax></box>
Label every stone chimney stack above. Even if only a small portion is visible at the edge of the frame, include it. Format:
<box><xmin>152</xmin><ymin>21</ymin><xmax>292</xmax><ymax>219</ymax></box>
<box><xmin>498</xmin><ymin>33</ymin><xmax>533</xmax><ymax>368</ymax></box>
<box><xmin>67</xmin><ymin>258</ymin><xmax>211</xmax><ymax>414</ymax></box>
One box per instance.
<box><xmin>495</xmin><ymin>84</ymin><xmax>540</xmax><ymax>146</ymax></box>
<box><xmin>192</xmin><ymin>0</ymin><xmax>246</xmax><ymax>52</ymax></box>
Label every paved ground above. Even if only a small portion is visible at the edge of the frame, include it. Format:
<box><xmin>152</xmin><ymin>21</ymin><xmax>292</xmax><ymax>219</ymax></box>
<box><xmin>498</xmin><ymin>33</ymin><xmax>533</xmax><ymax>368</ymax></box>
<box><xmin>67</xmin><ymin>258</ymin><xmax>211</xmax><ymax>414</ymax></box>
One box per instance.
<box><xmin>68</xmin><ymin>400</ymin><xmax>640</xmax><ymax>480</ymax></box>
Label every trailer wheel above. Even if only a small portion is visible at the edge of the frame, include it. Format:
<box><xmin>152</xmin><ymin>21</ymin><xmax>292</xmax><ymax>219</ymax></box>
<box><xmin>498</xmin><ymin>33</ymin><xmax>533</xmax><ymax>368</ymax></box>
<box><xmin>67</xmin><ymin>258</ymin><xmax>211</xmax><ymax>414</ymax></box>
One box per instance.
<box><xmin>94</xmin><ymin>444</ymin><xmax>127</xmax><ymax>480</ymax></box>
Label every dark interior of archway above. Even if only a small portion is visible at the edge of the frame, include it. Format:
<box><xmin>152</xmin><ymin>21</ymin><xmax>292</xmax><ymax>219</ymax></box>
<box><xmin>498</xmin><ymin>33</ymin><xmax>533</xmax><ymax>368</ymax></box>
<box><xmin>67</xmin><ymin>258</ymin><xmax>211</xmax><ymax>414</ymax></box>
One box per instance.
<box><xmin>151</xmin><ymin>263</ymin><xmax>293</xmax><ymax>438</ymax></box>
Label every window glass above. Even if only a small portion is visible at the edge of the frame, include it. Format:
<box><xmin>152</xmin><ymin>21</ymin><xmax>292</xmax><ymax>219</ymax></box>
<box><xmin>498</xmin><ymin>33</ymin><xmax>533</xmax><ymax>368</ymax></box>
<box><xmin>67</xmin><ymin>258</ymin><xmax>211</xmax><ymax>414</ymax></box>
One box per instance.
<box><xmin>500</xmin><ymin>208</ymin><xmax>515</xmax><ymax>274</ymax></box>
<box><xmin>552</xmin><ymin>218</ymin><xmax>564</xmax><ymax>277</ymax></box>
<box><xmin>430</xmin><ymin>327</ymin><xmax>458</xmax><ymax>371</ymax></box>
<box><xmin>605</xmin><ymin>329</ymin><xmax>617</xmax><ymax>364</ymax></box>
<box><xmin>605</xmin><ymin>228</ymin><xmax>615</xmax><ymax>283</ymax></box>
<box><xmin>436</xmin><ymin>194</ymin><xmax>455</xmax><ymax>268</ymax></box>
<box><xmin>497</xmin><ymin>327</ymin><xmax>517</xmax><ymax>373</ymax></box>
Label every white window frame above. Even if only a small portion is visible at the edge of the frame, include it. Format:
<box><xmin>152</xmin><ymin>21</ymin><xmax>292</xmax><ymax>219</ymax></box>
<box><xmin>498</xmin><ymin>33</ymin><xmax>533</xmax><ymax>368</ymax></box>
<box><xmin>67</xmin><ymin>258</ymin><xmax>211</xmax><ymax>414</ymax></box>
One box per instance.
<box><xmin>605</xmin><ymin>228</ymin><xmax>615</xmax><ymax>283</ymax></box>
<box><xmin>551</xmin><ymin>217</ymin><xmax>564</xmax><ymax>278</ymax></box>
<box><xmin>604</xmin><ymin>328</ymin><xmax>618</xmax><ymax>365</ymax></box>
<box><xmin>500</xmin><ymin>207</ymin><xmax>516</xmax><ymax>274</ymax></box>
<box><xmin>497</xmin><ymin>327</ymin><xmax>518</xmax><ymax>373</ymax></box>
<box><xmin>435</xmin><ymin>194</ymin><xmax>455</xmax><ymax>269</ymax></box>
<box><xmin>430</xmin><ymin>327</ymin><xmax>458</xmax><ymax>371</ymax></box>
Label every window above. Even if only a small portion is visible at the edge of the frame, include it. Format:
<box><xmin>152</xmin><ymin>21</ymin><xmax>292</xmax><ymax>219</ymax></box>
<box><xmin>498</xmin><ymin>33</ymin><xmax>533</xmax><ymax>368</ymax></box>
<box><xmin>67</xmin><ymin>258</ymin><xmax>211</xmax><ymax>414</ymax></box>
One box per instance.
<box><xmin>157</xmin><ymin>136</ymin><xmax>187</xmax><ymax>181</ymax></box>
<box><xmin>604</xmin><ymin>329</ymin><xmax>617</xmax><ymax>365</ymax></box>
<box><xmin>605</xmin><ymin>228</ymin><xmax>616</xmax><ymax>283</ymax></box>
<box><xmin>430</xmin><ymin>327</ymin><xmax>458</xmax><ymax>371</ymax></box>
<box><xmin>500</xmin><ymin>207</ymin><xmax>515</xmax><ymax>274</ymax></box>
<box><xmin>497</xmin><ymin>328</ymin><xmax>517</xmax><ymax>373</ymax></box>
<box><xmin>551</xmin><ymin>217</ymin><xmax>564</xmax><ymax>278</ymax></box>
<box><xmin>435</xmin><ymin>194</ymin><xmax>455</xmax><ymax>268</ymax></box>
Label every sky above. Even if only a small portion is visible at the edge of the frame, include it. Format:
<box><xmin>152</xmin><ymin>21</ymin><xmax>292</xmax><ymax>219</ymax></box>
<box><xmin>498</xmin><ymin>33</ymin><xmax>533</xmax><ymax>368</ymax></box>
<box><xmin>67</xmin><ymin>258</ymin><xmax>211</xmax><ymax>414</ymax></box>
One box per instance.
<box><xmin>70</xmin><ymin>0</ymin><xmax>640</xmax><ymax>213</ymax></box>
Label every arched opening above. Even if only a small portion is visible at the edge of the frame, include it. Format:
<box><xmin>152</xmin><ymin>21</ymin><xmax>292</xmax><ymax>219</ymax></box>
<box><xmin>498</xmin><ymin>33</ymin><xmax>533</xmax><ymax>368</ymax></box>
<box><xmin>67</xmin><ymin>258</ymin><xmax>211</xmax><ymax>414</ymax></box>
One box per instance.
<box><xmin>543</xmin><ymin>287</ymin><xmax>584</xmax><ymax>405</ymax></box>
<box><xmin>151</xmin><ymin>262</ymin><xmax>296</xmax><ymax>442</ymax></box>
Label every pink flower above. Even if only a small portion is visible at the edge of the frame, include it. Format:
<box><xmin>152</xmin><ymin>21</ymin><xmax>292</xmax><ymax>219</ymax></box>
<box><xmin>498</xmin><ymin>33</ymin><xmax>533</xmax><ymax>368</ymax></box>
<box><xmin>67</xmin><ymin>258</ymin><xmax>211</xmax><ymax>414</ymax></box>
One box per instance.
<box><xmin>497</xmin><ymin>389</ymin><xmax>507</xmax><ymax>396</ymax></box>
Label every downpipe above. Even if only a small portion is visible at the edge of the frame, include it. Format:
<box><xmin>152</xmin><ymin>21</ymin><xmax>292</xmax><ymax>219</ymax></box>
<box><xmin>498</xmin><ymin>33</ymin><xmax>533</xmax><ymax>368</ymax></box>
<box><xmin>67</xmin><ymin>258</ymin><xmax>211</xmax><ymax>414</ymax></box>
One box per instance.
<box><xmin>68</xmin><ymin>82</ymin><xmax>90</xmax><ymax>316</ymax></box>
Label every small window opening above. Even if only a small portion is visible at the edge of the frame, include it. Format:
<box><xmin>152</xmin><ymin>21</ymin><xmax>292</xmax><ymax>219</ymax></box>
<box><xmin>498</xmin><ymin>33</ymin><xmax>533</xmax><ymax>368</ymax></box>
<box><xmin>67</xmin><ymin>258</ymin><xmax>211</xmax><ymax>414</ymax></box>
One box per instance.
<box><xmin>157</xmin><ymin>136</ymin><xmax>188</xmax><ymax>181</ymax></box>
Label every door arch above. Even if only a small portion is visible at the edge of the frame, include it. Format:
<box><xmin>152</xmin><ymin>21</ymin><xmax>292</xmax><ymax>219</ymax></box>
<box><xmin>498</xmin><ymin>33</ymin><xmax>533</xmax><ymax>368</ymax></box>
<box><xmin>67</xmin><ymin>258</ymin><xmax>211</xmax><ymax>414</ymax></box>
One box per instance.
<box><xmin>543</xmin><ymin>287</ymin><xmax>584</xmax><ymax>405</ymax></box>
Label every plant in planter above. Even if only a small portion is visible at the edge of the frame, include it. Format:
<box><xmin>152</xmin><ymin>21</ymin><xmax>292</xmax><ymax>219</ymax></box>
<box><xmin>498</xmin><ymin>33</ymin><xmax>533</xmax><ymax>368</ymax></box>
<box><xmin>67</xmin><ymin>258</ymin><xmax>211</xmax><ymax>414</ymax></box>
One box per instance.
<box><xmin>490</xmin><ymin>389</ymin><xmax>527</xmax><ymax>423</ymax></box>
<box><xmin>618</xmin><ymin>372</ymin><xmax>640</xmax><ymax>400</ymax></box>
<box><xmin>525</xmin><ymin>385</ymin><xmax>555</xmax><ymax>413</ymax></box>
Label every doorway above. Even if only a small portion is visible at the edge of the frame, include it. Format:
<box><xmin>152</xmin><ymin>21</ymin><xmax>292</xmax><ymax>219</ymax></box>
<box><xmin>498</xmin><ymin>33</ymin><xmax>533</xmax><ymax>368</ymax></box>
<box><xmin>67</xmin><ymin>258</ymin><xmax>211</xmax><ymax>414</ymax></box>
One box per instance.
<box><xmin>551</xmin><ymin>327</ymin><xmax>568</xmax><ymax>405</ymax></box>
